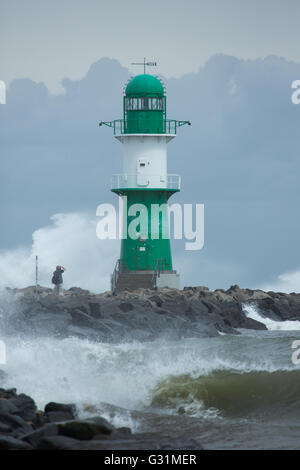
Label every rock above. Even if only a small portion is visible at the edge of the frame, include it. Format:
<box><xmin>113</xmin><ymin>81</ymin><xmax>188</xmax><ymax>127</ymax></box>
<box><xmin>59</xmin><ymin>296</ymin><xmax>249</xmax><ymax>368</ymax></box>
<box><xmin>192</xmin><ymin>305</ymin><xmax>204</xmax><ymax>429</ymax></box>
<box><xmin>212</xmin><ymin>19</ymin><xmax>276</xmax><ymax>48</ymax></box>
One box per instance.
<box><xmin>0</xmin><ymin>435</ymin><xmax>33</xmax><ymax>450</ymax></box>
<box><xmin>0</xmin><ymin>413</ymin><xmax>34</xmax><ymax>436</ymax></box>
<box><xmin>68</xmin><ymin>287</ymin><xmax>91</xmax><ymax>296</ymax></box>
<box><xmin>118</xmin><ymin>302</ymin><xmax>134</xmax><ymax>312</ymax></box>
<box><xmin>0</xmin><ymin>422</ymin><xmax>12</xmax><ymax>433</ymax></box>
<box><xmin>109</xmin><ymin>427</ymin><xmax>132</xmax><ymax>439</ymax></box>
<box><xmin>58</xmin><ymin>435</ymin><xmax>202</xmax><ymax>450</ymax></box>
<box><xmin>149</xmin><ymin>295</ymin><xmax>163</xmax><ymax>307</ymax></box>
<box><xmin>37</xmin><ymin>435</ymin><xmax>81</xmax><ymax>450</ymax></box>
<box><xmin>89</xmin><ymin>302</ymin><xmax>102</xmax><ymax>318</ymax></box>
<box><xmin>22</xmin><ymin>423</ymin><xmax>58</xmax><ymax>447</ymax></box>
<box><xmin>221</xmin><ymin>306</ymin><xmax>267</xmax><ymax>330</ymax></box>
<box><xmin>46</xmin><ymin>411</ymin><xmax>75</xmax><ymax>422</ymax></box>
<box><xmin>69</xmin><ymin>309</ymin><xmax>95</xmax><ymax>327</ymax></box>
<box><xmin>44</xmin><ymin>402</ymin><xmax>77</xmax><ymax>417</ymax></box>
<box><xmin>9</xmin><ymin>393</ymin><xmax>37</xmax><ymax>421</ymax></box>
<box><xmin>57</xmin><ymin>417</ymin><xmax>114</xmax><ymax>440</ymax></box>
<box><xmin>0</xmin><ymin>388</ymin><xmax>17</xmax><ymax>399</ymax></box>
<box><xmin>3</xmin><ymin>283</ymin><xmax>300</xmax><ymax>342</ymax></box>
<box><xmin>34</xmin><ymin>411</ymin><xmax>49</xmax><ymax>428</ymax></box>
<box><xmin>214</xmin><ymin>322</ymin><xmax>240</xmax><ymax>335</ymax></box>
<box><xmin>242</xmin><ymin>316</ymin><xmax>267</xmax><ymax>330</ymax></box>
<box><xmin>0</xmin><ymin>398</ymin><xmax>20</xmax><ymax>415</ymax></box>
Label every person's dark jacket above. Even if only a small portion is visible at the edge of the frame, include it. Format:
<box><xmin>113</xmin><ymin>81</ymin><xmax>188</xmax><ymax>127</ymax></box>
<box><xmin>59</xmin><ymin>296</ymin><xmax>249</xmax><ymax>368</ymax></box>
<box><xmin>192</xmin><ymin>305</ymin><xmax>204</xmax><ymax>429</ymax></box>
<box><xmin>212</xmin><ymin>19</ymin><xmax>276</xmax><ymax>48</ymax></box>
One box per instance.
<box><xmin>52</xmin><ymin>268</ymin><xmax>64</xmax><ymax>285</ymax></box>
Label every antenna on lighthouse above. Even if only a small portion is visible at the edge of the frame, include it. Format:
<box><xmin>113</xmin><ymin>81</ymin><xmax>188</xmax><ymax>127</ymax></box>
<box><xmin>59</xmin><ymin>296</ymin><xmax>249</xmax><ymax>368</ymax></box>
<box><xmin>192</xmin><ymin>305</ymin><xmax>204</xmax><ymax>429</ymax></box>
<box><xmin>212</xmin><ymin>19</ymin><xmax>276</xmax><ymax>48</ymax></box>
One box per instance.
<box><xmin>131</xmin><ymin>58</ymin><xmax>157</xmax><ymax>74</ymax></box>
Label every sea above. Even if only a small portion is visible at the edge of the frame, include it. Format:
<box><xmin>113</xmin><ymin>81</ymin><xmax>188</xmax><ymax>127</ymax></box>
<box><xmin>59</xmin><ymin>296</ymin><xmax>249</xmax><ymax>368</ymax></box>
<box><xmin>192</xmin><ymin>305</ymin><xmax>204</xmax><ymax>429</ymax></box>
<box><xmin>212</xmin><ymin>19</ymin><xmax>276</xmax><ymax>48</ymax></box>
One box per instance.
<box><xmin>1</xmin><ymin>303</ymin><xmax>300</xmax><ymax>450</ymax></box>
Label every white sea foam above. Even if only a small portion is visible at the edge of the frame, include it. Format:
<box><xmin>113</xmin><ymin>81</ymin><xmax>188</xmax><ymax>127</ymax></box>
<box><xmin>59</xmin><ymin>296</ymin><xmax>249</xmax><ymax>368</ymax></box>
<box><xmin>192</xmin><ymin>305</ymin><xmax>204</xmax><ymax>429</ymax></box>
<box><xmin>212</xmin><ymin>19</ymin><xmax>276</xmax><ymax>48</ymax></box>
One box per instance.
<box><xmin>0</xmin><ymin>291</ymin><xmax>298</xmax><ymax>421</ymax></box>
<box><xmin>243</xmin><ymin>303</ymin><xmax>300</xmax><ymax>331</ymax></box>
<box><xmin>0</xmin><ymin>330</ymin><xmax>294</xmax><ymax>417</ymax></box>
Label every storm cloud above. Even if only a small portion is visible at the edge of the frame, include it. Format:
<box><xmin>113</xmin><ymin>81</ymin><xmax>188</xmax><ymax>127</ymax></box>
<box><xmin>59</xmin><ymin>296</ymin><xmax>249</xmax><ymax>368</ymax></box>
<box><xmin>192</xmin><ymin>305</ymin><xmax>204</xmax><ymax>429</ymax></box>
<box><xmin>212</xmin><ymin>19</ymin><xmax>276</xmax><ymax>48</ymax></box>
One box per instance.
<box><xmin>1</xmin><ymin>54</ymin><xmax>300</xmax><ymax>291</ymax></box>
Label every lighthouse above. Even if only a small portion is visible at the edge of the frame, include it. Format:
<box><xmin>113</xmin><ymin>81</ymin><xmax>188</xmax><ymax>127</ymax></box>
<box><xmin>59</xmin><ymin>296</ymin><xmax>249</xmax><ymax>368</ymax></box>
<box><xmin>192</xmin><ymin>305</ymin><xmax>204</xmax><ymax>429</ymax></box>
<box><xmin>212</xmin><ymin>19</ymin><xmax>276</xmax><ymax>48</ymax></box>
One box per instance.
<box><xmin>100</xmin><ymin>65</ymin><xmax>190</xmax><ymax>291</ymax></box>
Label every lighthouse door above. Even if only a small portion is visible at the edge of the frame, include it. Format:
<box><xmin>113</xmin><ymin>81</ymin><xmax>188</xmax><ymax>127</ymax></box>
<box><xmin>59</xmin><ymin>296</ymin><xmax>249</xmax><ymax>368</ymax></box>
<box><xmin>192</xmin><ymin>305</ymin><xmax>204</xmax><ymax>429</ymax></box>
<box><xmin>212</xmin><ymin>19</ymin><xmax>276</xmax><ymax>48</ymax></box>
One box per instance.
<box><xmin>137</xmin><ymin>158</ymin><xmax>149</xmax><ymax>186</ymax></box>
<box><xmin>135</xmin><ymin>242</ymin><xmax>149</xmax><ymax>270</ymax></box>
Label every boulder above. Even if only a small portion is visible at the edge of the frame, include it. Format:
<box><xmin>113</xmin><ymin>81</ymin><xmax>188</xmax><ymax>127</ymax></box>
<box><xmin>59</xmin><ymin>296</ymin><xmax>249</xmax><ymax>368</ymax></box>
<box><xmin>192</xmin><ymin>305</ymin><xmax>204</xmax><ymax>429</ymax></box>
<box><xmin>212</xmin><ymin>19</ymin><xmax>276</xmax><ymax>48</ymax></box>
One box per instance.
<box><xmin>118</xmin><ymin>302</ymin><xmax>134</xmax><ymax>313</ymax></box>
<box><xmin>57</xmin><ymin>417</ymin><xmax>114</xmax><ymax>440</ymax></box>
<box><xmin>9</xmin><ymin>393</ymin><xmax>37</xmax><ymax>422</ymax></box>
<box><xmin>37</xmin><ymin>435</ymin><xmax>81</xmax><ymax>450</ymax></box>
<box><xmin>0</xmin><ymin>422</ymin><xmax>12</xmax><ymax>433</ymax></box>
<box><xmin>88</xmin><ymin>302</ymin><xmax>102</xmax><ymax>318</ymax></box>
<box><xmin>22</xmin><ymin>423</ymin><xmax>58</xmax><ymax>447</ymax></box>
<box><xmin>46</xmin><ymin>411</ymin><xmax>76</xmax><ymax>422</ymax></box>
<box><xmin>69</xmin><ymin>309</ymin><xmax>95</xmax><ymax>327</ymax></box>
<box><xmin>44</xmin><ymin>402</ymin><xmax>77</xmax><ymax>417</ymax></box>
<box><xmin>0</xmin><ymin>398</ymin><xmax>20</xmax><ymax>415</ymax></box>
<box><xmin>0</xmin><ymin>435</ymin><xmax>33</xmax><ymax>450</ymax></box>
<box><xmin>0</xmin><ymin>411</ymin><xmax>33</xmax><ymax>433</ymax></box>
<box><xmin>221</xmin><ymin>306</ymin><xmax>267</xmax><ymax>330</ymax></box>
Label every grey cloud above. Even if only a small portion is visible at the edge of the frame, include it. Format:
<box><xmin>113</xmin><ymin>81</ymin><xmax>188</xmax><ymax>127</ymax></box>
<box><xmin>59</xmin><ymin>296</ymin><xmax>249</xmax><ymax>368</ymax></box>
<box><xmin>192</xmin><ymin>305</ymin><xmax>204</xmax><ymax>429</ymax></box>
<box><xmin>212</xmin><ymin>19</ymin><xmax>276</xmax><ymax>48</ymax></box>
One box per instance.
<box><xmin>1</xmin><ymin>55</ymin><xmax>300</xmax><ymax>289</ymax></box>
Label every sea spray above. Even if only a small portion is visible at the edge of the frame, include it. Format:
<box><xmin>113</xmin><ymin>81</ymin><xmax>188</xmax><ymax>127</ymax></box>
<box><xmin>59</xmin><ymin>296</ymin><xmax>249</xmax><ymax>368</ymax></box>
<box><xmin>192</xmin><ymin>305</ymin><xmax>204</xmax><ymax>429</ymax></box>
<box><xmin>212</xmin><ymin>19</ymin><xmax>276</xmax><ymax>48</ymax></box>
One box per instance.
<box><xmin>0</xmin><ymin>331</ymin><xmax>298</xmax><ymax>418</ymax></box>
<box><xmin>243</xmin><ymin>303</ymin><xmax>300</xmax><ymax>331</ymax></box>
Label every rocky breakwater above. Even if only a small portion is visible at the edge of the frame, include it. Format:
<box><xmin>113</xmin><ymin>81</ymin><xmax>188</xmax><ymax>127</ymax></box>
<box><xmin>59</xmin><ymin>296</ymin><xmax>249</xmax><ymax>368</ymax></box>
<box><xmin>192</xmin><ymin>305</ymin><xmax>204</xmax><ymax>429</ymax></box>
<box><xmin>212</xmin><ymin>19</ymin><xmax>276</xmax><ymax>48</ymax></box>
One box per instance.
<box><xmin>0</xmin><ymin>284</ymin><xmax>284</xmax><ymax>342</ymax></box>
<box><xmin>0</xmin><ymin>387</ymin><xmax>202</xmax><ymax>450</ymax></box>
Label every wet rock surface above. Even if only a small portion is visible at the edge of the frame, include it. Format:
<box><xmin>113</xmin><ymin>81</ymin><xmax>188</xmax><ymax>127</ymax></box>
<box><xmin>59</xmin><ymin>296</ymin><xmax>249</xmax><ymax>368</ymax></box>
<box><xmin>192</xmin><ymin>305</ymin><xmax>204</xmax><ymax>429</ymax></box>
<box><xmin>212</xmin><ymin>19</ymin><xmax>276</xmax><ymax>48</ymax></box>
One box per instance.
<box><xmin>2</xmin><ymin>283</ymin><xmax>293</xmax><ymax>342</ymax></box>
<box><xmin>0</xmin><ymin>387</ymin><xmax>203</xmax><ymax>450</ymax></box>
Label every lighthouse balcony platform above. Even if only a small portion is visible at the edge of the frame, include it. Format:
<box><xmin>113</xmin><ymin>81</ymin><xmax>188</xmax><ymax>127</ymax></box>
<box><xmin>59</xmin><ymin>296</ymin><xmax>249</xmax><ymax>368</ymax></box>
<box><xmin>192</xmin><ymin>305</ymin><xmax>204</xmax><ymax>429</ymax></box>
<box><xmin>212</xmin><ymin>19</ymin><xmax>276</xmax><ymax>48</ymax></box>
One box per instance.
<box><xmin>100</xmin><ymin>119</ymin><xmax>190</xmax><ymax>135</ymax></box>
<box><xmin>111</xmin><ymin>174</ymin><xmax>181</xmax><ymax>191</ymax></box>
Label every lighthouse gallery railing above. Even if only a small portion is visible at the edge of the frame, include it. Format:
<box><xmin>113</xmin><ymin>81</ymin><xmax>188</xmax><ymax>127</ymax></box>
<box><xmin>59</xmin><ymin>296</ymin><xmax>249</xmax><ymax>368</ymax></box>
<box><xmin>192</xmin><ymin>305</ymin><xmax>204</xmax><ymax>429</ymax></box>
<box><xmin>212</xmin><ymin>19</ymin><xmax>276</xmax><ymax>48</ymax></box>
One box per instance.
<box><xmin>100</xmin><ymin>119</ymin><xmax>190</xmax><ymax>135</ymax></box>
<box><xmin>111</xmin><ymin>174</ymin><xmax>181</xmax><ymax>190</ymax></box>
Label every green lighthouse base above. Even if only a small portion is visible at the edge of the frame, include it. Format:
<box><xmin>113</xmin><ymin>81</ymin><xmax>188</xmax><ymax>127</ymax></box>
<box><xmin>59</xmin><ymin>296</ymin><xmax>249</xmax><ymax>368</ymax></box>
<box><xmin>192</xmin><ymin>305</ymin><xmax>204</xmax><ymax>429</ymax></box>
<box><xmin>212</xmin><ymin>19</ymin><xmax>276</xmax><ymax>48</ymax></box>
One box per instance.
<box><xmin>110</xmin><ymin>187</ymin><xmax>180</xmax><ymax>291</ymax></box>
<box><xmin>111</xmin><ymin>188</ymin><xmax>179</xmax><ymax>272</ymax></box>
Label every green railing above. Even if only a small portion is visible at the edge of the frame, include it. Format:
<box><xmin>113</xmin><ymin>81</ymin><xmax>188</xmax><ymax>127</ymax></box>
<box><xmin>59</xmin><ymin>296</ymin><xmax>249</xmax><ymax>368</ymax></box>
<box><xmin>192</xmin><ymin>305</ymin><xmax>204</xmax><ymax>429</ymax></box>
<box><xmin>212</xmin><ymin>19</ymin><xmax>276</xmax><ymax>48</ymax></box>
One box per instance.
<box><xmin>99</xmin><ymin>119</ymin><xmax>190</xmax><ymax>135</ymax></box>
<box><xmin>152</xmin><ymin>258</ymin><xmax>169</xmax><ymax>288</ymax></box>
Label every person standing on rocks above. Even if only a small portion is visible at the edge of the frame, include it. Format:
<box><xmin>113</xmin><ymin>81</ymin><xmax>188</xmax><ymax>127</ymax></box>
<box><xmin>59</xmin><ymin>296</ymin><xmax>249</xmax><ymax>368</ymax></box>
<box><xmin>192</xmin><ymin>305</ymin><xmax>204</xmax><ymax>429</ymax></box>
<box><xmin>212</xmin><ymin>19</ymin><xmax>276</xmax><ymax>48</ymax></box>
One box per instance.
<box><xmin>51</xmin><ymin>265</ymin><xmax>66</xmax><ymax>296</ymax></box>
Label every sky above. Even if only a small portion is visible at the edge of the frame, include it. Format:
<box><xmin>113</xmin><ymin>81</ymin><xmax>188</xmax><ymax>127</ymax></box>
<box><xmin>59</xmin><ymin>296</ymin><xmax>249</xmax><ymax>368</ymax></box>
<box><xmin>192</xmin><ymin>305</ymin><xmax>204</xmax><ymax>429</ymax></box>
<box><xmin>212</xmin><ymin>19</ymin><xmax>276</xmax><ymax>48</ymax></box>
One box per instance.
<box><xmin>0</xmin><ymin>0</ymin><xmax>300</xmax><ymax>293</ymax></box>
<box><xmin>1</xmin><ymin>0</ymin><xmax>300</xmax><ymax>93</ymax></box>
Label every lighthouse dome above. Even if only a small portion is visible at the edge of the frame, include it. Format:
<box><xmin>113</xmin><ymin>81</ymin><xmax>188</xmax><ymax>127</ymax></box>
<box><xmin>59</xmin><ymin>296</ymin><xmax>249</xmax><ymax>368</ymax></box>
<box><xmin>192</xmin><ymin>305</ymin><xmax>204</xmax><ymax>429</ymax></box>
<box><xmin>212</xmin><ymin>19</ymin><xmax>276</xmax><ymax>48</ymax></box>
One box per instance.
<box><xmin>125</xmin><ymin>74</ymin><xmax>164</xmax><ymax>96</ymax></box>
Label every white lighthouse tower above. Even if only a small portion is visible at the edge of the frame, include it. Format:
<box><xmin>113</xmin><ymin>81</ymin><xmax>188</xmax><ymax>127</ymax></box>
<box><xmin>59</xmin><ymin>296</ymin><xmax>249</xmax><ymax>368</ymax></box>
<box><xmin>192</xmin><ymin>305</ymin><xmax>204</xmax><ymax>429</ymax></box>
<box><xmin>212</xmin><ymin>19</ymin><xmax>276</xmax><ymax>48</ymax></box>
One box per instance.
<box><xmin>100</xmin><ymin>64</ymin><xmax>190</xmax><ymax>291</ymax></box>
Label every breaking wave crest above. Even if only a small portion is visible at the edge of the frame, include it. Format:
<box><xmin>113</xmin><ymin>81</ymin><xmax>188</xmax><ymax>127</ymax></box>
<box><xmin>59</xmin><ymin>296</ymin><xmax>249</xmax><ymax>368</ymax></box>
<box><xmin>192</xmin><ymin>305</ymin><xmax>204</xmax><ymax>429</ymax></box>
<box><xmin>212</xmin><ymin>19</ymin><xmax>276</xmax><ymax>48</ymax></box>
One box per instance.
<box><xmin>150</xmin><ymin>369</ymin><xmax>300</xmax><ymax>417</ymax></box>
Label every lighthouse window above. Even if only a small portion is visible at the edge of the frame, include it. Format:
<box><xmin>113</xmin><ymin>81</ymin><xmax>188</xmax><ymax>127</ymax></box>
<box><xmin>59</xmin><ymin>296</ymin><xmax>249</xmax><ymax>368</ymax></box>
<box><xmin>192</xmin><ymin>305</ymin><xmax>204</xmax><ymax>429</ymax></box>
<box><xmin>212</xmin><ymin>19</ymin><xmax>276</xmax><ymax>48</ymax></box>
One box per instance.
<box><xmin>125</xmin><ymin>98</ymin><xmax>138</xmax><ymax>110</ymax></box>
<box><xmin>149</xmin><ymin>97</ymin><xmax>164</xmax><ymax>110</ymax></box>
<box><xmin>149</xmin><ymin>98</ymin><xmax>156</xmax><ymax>110</ymax></box>
<box><xmin>140</xmin><ymin>97</ymin><xmax>148</xmax><ymax>109</ymax></box>
<box><xmin>125</xmin><ymin>97</ymin><xmax>164</xmax><ymax>111</ymax></box>
<box><xmin>126</xmin><ymin>97</ymin><xmax>148</xmax><ymax>110</ymax></box>
<box><xmin>132</xmin><ymin>98</ymin><xmax>138</xmax><ymax>110</ymax></box>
